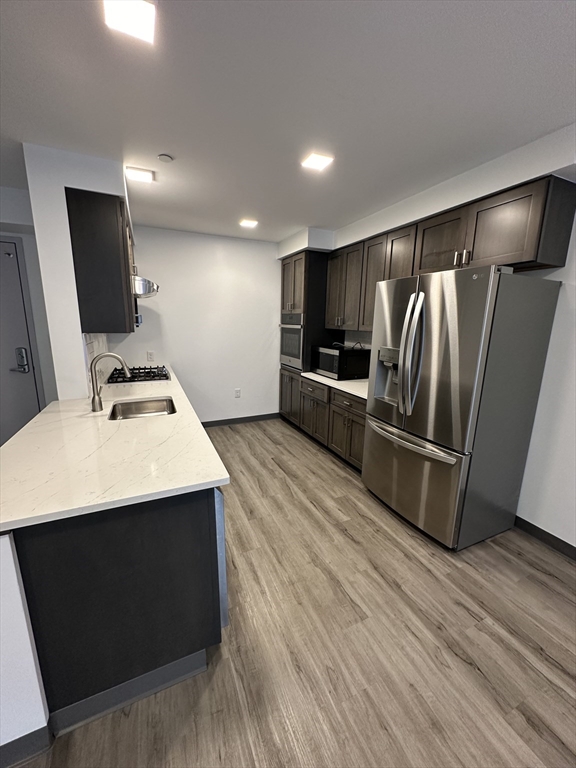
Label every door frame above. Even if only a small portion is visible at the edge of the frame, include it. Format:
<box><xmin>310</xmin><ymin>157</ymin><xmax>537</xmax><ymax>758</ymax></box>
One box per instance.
<box><xmin>1</xmin><ymin>236</ymin><xmax>47</xmax><ymax>410</ymax></box>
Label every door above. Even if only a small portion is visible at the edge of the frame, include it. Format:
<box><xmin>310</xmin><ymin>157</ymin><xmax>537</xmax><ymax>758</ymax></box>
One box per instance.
<box><xmin>347</xmin><ymin>413</ymin><xmax>365</xmax><ymax>470</ymax></box>
<box><xmin>312</xmin><ymin>400</ymin><xmax>329</xmax><ymax>445</ymax></box>
<box><xmin>291</xmin><ymin>252</ymin><xmax>306</xmax><ymax>314</ymax></box>
<box><xmin>362</xmin><ymin>418</ymin><xmax>470</xmax><ymax>548</ymax></box>
<box><xmin>281</xmin><ymin>257</ymin><xmax>293</xmax><ymax>312</ymax></box>
<box><xmin>415</xmin><ymin>207</ymin><xmax>469</xmax><ymax>274</ymax></box>
<box><xmin>464</xmin><ymin>179</ymin><xmax>548</xmax><ymax>269</ymax></box>
<box><xmin>325</xmin><ymin>252</ymin><xmax>343</xmax><ymax>328</ymax></box>
<box><xmin>289</xmin><ymin>374</ymin><xmax>301</xmax><ymax>424</ymax></box>
<box><xmin>341</xmin><ymin>244</ymin><xmax>364</xmax><ymax>330</ymax></box>
<box><xmin>328</xmin><ymin>405</ymin><xmax>347</xmax><ymax>458</ymax></box>
<box><xmin>404</xmin><ymin>266</ymin><xmax>498</xmax><ymax>453</ymax></box>
<box><xmin>279</xmin><ymin>371</ymin><xmax>291</xmax><ymax>418</ymax></box>
<box><xmin>300</xmin><ymin>393</ymin><xmax>315</xmax><ymax>435</ymax></box>
<box><xmin>1</xmin><ymin>241</ymin><xmax>42</xmax><ymax>445</ymax></box>
<box><xmin>359</xmin><ymin>235</ymin><xmax>386</xmax><ymax>332</ymax></box>
<box><xmin>386</xmin><ymin>225</ymin><xmax>416</xmax><ymax>280</ymax></box>
<box><xmin>367</xmin><ymin>275</ymin><xmax>419</xmax><ymax>429</ymax></box>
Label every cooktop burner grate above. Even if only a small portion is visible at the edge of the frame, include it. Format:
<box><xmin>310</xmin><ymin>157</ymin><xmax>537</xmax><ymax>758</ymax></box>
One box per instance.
<box><xmin>107</xmin><ymin>365</ymin><xmax>170</xmax><ymax>384</ymax></box>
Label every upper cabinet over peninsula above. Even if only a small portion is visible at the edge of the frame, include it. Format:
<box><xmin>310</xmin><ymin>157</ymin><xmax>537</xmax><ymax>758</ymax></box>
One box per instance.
<box><xmin>414</xmin><ymin>176</ymin><xmax>575</xmax><ymax>274</ymax></box>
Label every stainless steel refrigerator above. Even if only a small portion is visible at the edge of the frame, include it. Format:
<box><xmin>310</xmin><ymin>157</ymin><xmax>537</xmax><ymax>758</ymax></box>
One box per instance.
<box><xmin>362</xmin><ymin>265</ymin><xmax>560</xmax><ymax>550</ymax></box>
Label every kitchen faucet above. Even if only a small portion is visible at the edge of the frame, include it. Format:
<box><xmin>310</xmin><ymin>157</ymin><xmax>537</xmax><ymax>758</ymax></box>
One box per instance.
<box><xmin>90</xmin><ymin>353</ymin><xmax>131</xmax><ymax>412</ymax></box>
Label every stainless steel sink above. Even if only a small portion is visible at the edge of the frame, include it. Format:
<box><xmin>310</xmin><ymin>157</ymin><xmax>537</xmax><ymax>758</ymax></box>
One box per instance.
<box><xmin>108</xmin><ymin>397</ymin><xmax>177</xmax><ymax>420</ymax></box>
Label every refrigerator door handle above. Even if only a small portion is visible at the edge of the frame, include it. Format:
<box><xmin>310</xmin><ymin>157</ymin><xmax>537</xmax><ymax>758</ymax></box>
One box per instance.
<box><xmin>398</xmin><ymin>292</ymin><xmax>416</xmax><ymax>414</ymax></box>
<box><xmin>404</xmin><ymin>292</ymin><xmax>425</xmax><ymax>416</ymax></box>
<box><xmin>366</xmin><ymin>418</ymin><xmax>458</xmax><ymax>465</ymax></box>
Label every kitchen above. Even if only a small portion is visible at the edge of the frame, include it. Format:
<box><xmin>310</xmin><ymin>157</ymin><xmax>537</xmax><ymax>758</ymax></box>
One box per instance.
<box><xmin>1</xmin><ymin>2</ymin><xmax>575</xmax><ymax>767</ymax></box>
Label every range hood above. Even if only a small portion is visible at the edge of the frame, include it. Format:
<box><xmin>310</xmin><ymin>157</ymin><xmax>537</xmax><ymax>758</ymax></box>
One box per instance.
<box><xmin>132</xmin><ymin>274</ymin><xmax>159</xmax><ymax>298</ymax></box>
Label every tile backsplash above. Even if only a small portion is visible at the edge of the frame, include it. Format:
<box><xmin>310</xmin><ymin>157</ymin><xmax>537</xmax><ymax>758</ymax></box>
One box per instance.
<box><xmin>83</xmin><ymin>333</ymin><xmax>114</xmax><ymax>393</ymax></box>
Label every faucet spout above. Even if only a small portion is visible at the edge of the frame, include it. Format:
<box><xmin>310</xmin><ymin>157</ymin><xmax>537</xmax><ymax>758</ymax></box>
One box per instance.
<box><xmin>90</xmin><ymin>353</ymin><xmax>131</xmax><ymax>412</ymax></box>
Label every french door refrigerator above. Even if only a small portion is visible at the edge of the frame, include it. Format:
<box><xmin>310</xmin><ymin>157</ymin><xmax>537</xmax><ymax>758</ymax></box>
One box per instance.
<box><xmin>362</xmin><ymin>265</ymin><xmax>560</xmax><ymax>550</ymax></box>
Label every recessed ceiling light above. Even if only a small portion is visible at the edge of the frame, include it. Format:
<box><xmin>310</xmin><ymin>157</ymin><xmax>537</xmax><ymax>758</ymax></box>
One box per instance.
<box><xmin>301</xmin><ymin>152</ymin><xmax>334</xmax><ymax>171</ymax></box>
<box><xmin>125</xmin><ymin>167</ymin><xmax>155</xmax><ymax>183</ymax></box>
<box><xmin>104</xmin><ymin>0</ymin><xmax>156</xmax><ymax>44</ymax></box>
<box><xmin>240</xmin><ymin>219</ymin><xmax>258</xmax><ymax>228</ymax></box>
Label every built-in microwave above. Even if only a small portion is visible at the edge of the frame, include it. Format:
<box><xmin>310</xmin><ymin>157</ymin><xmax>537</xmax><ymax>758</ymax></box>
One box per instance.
<box><xmin>312</xmin><ymin>346</ymin><xmax>370</xmax><ymax>380</ymax></box>
<box><xmin>280</xmin><ymin>312</ymin><xmax>304</xmax><ymax>369</ymax></box>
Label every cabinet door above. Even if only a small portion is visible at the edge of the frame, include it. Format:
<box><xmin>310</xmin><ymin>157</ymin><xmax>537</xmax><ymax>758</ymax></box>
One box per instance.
<box><xmin>65</xmin><ymin>188</ymin><xmax>134</xmax><ymax>333</ymax></box>
<box><xmin>346</xmin><ymin>413</ymin><xmax>365</xmax><ymax>470</ymax></box>
<box><xmin>464</xmin><ymin>179</ymin><xmax>548</xmax><ymax>268</ymax></box>
<box><xmin>385</xmin><ymin>225</ymin><xmax>416</xmax><ymax>280</ymax></box>
<box><xmin>281</xmin><ymin>257</ymin><xmax>293</xmax><ymax>312</ymax></box>
<box><xmin>289</xmin><ymin>374</ymin><xmax>301</xmax><ymax>424</ymax></box>
<box><xmin>341</xmin><ymin>244</ymin><xmax>364</xmax><ymax>330</ymax></box>
<box><xmin>313</xmin><ymin>400</ymin><xmax>329</xmax><ymax>446</ymax></box>
<box><xmin>328</xmin><ymin>404</ymin><xmax>348</xmax><ymax>458</ymax></box>
<box><xmin>325</xmin><ymin>253</ymin><xmax>343</xmax><ymax>328</ymax></box>
<box><xmin>414</xmin><ymin>207</ymin><xmax>469</xmax><ymax>274</ymax></box>
<box><xmin>299</xmin><ymin>393</ymin><xmax>315</xmax><ymax>435</ymax></box>
<box><xmin>359</xmin><ymin>235</ymin><xmax>386</xmax><ymax>332</ymax></box>
<box><xmin>291</xmin><ymin>252</ymin><xmax>306</xmax><ymax>314</ymax></box>
<box><xmin>279</xmin><ymin>372</ymin><xmax>291</xmax><ymax>418</ymax></box>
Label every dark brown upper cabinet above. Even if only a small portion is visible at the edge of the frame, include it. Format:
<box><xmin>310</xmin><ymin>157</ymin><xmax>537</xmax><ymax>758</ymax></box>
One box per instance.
<box><xmin>281</xmin><ymin>251</ymin><xmax>305</xmax><ymax>313</ymax></box>
<box><xmin>66</xmin><ymin>188</ymin><xmax>135</xmax><ymax>333</ymax></box>
<box><xmin>463</xmin><ymin>177</ymin><xmax>570</xmax><ymax>269</ymax></box>
<box><xmin>385</xmin><ymin>225</ymin><xmax>416</xmax><ymax>280</ymax></box>
<box><xmin>325</xmin><ymin>243</ymin><xmax>364</xmax><ymax>330</ymax></box>
<box><xmin>414</xmin><ymin>207</ymin><xmax>470</xmax><ymax>274</ymax></box>
<box><xmin>359</xmin><ymin>234</ymin><xmax>387</xmax><ymax>332</ymax></box>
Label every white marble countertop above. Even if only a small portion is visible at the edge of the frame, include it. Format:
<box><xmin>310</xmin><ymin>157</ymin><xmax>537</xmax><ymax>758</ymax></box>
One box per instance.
<box><xmin>0</xmin><ymin>367</ymin><xmax>229</xmax><ymax>532</ymax></box>
<box><xmin>301</xmin><ymin>372</ymin><xmax>369</xmax><ymax>399</ymax></box>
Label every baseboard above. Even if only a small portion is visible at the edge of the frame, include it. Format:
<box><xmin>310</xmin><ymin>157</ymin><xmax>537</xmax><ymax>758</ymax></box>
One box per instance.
<box><xmin>515</xmin><ymin>517</ymin><xmax>576</xmax><ymax>561</ymax></box>
<box><xmin>0</xmin><ymin>726</ymin><xmax>52</xmax><ymax>768</ymax></box>
<box><xmin>49</xmin><ymin>649</ymin><xmax>207</xmax><ymax>736</ymax></box>
<box><xmin>203</xmin><ymin>413</ymin><xmax>279</xmax><ymax>428</ymax></box>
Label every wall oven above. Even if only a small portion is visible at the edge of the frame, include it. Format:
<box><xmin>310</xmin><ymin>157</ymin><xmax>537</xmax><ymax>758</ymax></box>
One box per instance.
<box><xmin>280</xmin><ymin>312</ymin><xmax>303</xmax><ymax>369</ymax></box>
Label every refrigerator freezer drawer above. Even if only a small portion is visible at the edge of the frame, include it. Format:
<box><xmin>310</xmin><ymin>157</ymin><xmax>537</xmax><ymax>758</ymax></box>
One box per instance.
<box><xmin>362</xmin><ymin>418</ymin><xmax>470</xmax><ymax>548</ymax></box>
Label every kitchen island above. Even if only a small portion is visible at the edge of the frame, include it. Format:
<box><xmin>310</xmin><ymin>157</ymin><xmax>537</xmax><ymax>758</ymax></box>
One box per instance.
<box><xmin>0</xmin><ymin>367</ymin><xmax>229</xmax><ymax>742</ymax></box>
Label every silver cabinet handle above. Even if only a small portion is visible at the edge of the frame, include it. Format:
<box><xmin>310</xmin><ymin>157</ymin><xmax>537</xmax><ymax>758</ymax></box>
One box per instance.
<box><xmin>308</xmin><ymin>387</ymin><xmax>314</xmax><ymax>392</ymax></box>
<box><xmin>404</xmin><ymin>292</ymin><xmax>425</xmax><ymax>416</ymax></box>
<box><xmin>343</xmin><ymin>400</ymin><xmax>351</xmax><ymax>407</ymax></box>
<box><xmin>453</xmin><ymin>251</ymin><xmax>461</xmax><ymax>267</ymax></box>
<box><xmin>367</xmin><ymin>419</ymin><xmax>457</xmax><ymax>464</ymax></box>
<box><xmin>398</xmin><ymin>293</ymin><xmax>416</xmax><ymax>415</ymax></box>
<box><xmin>462</xmin><ymin>249</ymin><xmax>471</xmax><ymax>266</ymax></box>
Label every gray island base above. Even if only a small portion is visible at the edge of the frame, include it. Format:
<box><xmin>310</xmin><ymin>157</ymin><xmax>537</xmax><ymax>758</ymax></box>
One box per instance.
<box><xmin>14</xmin><ymin>488</ymin><xmax>225</xmax><ymax>735</ymax></box>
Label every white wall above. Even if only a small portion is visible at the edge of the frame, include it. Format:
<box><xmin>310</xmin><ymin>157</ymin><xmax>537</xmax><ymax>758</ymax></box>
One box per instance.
<box><xmin>0</xmin><ymin>534</ymin><xmax>48</xmax><ymax>746</ymax></box>
<box><xmin>0</xmin><ymin>186</ymin><xmax>34</xmax><ymax>228</ymax></box>
<box><xmin>23</xmin><ymin>144</ymin><xmax>125</xmax><ymax>400</ymax></box>
<box><xmin>517</xmin><ymin>224</ymin><xmax>576</xmax><ymax>546</ymax></box>
<box><xmin>109</xmin><ymin>227</ymin><xmax>280</xmax><ymax>423</ymax></box>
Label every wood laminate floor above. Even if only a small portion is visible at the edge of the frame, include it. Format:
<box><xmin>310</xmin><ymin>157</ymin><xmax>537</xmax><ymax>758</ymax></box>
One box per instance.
<box><xmin>25</xmin><ymin>419</ymin><xmax>576</xmax><ymax>768</ymax></box>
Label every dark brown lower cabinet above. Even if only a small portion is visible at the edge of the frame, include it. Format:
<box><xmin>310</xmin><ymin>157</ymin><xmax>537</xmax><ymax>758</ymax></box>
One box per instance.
<box><xmin>300</xmin><ymin>393</ymin><xmax>329</xmax><ymax>446</ymax></box>
<box><xmin>329</xmin><ymin>404</ymin><xmax>366</xmax><ymax>470</ymax></box>
<box><xmin>279</xmin><ymin>369</ymin><xmax>301</xmax><ymax>425</ymax></box>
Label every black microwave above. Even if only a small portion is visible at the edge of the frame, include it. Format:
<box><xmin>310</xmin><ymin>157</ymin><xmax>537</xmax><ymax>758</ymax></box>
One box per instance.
<box><xmin>312</xmin><ymin>346</ymin><xmax>370</xmax><ymax>380</ymax></box>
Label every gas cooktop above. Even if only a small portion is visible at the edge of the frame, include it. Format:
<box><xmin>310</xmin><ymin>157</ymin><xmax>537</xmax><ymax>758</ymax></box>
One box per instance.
<box><xmin>107</xmin><ymin>365</ymin><xmax>170</xmax><ymax>384</ymax></box>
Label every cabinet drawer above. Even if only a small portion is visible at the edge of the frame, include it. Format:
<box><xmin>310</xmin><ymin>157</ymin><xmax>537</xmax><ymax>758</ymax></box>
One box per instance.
<box><xmin>331</xmin><ymin>390</ymin><xmax>366</xmax><ymax>415</ymax></box>
<box><xmin>300</xmin><ymin>379</ymin><xmax>329</xmax><ymax>403</ymax></box>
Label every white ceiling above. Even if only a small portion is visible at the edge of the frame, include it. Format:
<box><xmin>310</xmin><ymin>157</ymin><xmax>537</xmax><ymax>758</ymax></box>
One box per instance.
<box><xmin>1</xmin><ymin>0</ymin><xmax>575</xmax><ymax>243</ymax></box>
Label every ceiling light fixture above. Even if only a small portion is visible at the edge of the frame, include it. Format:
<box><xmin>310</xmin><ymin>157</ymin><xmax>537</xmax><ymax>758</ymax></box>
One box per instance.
<box><xmin>240</xmin><ymin>219</ymin><xmax>258</xmax><ymax>228</ymax></box>
<box><xmin>104</xmin><ymin>0</ymin><xmax>156</xmax><ymax>44</ymax></box>
<box><xmin>125</xmin><ymin>167</ymin><xmax>155</xmax><ymax>183</ymax></box>
<box><xmin>157</xmin><ymin>154</ymin><xmax>174</xmax><ymax>163</ymax></box>
<box><xmin>301</xmin><ymin>152</ymin><xmax>334</xmax><ymax>171</ymax></box>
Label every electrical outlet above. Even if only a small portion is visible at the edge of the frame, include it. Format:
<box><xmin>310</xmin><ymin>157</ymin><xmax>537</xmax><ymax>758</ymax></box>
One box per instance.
<box><xmin>234</xmin><ymin>388</ymin><xmax>241</xmax><ymax>398</ymax></box>
<box><xmin>147</xmin><ymin>351</ymin><xmax>155</xmax><ymax>362</ymax></box>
